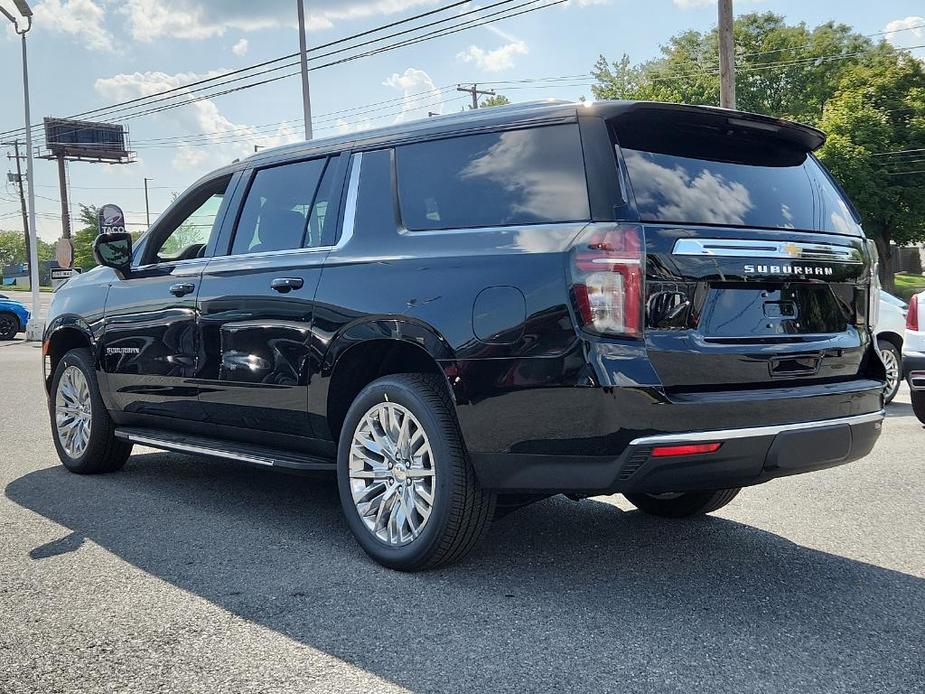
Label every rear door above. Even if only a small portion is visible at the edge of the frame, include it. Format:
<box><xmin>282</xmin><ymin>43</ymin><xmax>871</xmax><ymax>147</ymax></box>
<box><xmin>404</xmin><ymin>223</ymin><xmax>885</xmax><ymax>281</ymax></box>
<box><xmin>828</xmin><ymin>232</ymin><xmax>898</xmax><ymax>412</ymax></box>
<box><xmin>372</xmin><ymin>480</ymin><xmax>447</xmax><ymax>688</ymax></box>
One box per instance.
<box><xmin>611</xmin><ymin>108</ymin><xmax>877</xmax><ymax>391</ymax></box>
<box><xmin>195</xmin><ymin>153</ymin><xmax>348</xmax><ymax>439</ymax></box>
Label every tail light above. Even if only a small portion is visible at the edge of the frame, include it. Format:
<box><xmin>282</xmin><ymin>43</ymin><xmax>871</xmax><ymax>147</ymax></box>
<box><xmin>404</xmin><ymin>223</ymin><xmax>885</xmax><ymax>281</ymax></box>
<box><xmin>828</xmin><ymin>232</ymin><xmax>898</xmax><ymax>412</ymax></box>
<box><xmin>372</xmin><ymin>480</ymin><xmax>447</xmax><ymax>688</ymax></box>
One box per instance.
<box><xmin>908</xmin><ymin>293</ymin><xmax>920</xmax><ymax>331</ymax></box>
<box><xmin>570</xmin><ymin>224</ymin><xmax>644</xmax><ymax>338</ymax></box>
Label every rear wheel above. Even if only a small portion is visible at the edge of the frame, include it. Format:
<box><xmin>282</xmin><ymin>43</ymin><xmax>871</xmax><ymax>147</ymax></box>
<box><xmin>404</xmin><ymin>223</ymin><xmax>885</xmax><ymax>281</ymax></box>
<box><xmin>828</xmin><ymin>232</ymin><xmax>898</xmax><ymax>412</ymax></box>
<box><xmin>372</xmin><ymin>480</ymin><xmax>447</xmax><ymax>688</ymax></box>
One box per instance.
<box><xmin>624</xmin><ymin>488</ymin><xmax>740</xmax><ymax>518</ymax></box>
<box><xmin>337</xmin><ymin>373</ymin><xmax>495</xmax><ymax>571</ymax></box>
<box><xmin>912</xmin><ymin>390</ymin><xmax>925</xmax><ymax>425</ymax></box>
<box><xmin>877</xmin><ymin>339</ymin><xmax>902</xmax><ymax>405</ymax></box>
<box><xmin>0</xmin><ymin>311</ymin><xmax>18</xmax><ymax>340</ymax></box>
<box><xmin>50</xmin><ymin>348</ymin><xmax>132</xmax><ymax>474</ymax></box>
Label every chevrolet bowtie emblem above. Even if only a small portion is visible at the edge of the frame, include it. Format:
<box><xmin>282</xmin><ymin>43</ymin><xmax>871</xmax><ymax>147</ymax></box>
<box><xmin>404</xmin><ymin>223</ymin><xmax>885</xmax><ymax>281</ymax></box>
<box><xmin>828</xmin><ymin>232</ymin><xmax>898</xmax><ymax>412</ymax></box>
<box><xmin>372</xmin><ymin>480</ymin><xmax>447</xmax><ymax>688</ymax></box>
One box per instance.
<box><xmin>782</xmin><ymin>242</ymin><xmax>802</xmax><ymax>258</ymax></box>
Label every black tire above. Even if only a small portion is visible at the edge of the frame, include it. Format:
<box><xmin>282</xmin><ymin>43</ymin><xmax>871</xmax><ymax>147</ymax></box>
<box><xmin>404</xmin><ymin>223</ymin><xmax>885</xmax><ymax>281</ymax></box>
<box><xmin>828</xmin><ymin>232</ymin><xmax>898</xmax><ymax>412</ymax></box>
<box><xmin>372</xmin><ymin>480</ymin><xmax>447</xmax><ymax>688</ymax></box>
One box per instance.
<box><xmin>49</xmin><ymin>348</ymin><xmax>132</xmax><ymax>474</ymax></box>
<box><xmin>336</xmin><ymin>373</ymin><xmax>495</xmax><ymax>571</ymax></box>
<box><xmin>877</xmin><ymin>339</ymin><xmax>902</xmax><ymax>405</ymax></box>
<box><xmin>624</xmin><ymin>488</ymin><xmax>740</xmax><ymax>518</ymax></box>
<box><xmin>912</xmin><ymin>390</ymin><xmax>925</xmax><ymax>425</ymax></box>
<box><xmin>0</xmin><ymin>311</ymin><xmax>18</xmax><ymax>340</ymax></box>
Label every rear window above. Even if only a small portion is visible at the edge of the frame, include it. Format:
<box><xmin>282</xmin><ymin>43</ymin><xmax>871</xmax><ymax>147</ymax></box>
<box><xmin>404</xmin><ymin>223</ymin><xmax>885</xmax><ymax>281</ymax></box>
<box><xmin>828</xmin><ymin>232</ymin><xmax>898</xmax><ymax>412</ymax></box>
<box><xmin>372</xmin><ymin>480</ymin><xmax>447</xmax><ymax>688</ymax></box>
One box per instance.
<box><xmin>396</xmin><ymin>124</ymin><xmax>590</xmax><ymax>230</ymax></box>
<box><xmin>617</xmin><ymin>123</ymin><xmax>861</xmax><ymax>234</ymax></box>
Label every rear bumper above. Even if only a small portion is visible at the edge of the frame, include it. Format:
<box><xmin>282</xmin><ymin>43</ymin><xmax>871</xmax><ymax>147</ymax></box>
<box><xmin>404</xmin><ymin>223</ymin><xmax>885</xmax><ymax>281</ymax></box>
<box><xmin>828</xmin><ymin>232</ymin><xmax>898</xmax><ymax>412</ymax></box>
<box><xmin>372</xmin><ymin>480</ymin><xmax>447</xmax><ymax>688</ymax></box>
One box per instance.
<box><xmin>902</xmin><ymin>352</ymin><xmax>925</xmax><ymax>390</ymax></box>
<box><xmin>470</xmin><ymin>411</ymin><xmax>884</xmax><ymax>493</ymax></box>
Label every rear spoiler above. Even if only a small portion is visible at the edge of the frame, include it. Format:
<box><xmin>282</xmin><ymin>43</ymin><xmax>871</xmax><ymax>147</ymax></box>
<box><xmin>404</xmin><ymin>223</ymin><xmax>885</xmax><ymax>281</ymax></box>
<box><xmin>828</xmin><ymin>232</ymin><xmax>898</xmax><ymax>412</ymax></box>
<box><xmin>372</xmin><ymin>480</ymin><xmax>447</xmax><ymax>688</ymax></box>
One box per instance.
<box><xmin>595</xmin><ymin>101</ymin><xmax>826</xmax><ymax>151</ymax></box>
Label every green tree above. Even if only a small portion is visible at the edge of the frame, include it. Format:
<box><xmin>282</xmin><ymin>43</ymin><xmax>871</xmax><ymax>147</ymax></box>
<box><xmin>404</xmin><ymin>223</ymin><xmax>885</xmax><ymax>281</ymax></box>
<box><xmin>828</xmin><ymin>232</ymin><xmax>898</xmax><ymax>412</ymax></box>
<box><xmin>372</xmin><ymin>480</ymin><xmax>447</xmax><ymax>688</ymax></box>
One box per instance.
<box><xmin>480</xmin><ymin>94</ymin><xmax>511</xmax><ymax>108</ymax></box>
<box><xmin>817</xmin><ymin>53</ymin><xmax>925</xmax><ymax>290</ymax></box>
<box><xmin>0</xmin><ymin>230</ymin><xmax>25</xmax><ymax>267</ymax></box>
<box><xmin>0</xmin><ymin>230</ymin><xmax>53</xmax><ymax>267</ymax></box>
<box><xmin>72</xmin><ymin>204</ymin><xmax>100</xmax><ymax>271</ymax></box>
<box><xmin>592</xmin><ymin>13</ymin><xmax>874</xmax><ymax>125</ymax></box>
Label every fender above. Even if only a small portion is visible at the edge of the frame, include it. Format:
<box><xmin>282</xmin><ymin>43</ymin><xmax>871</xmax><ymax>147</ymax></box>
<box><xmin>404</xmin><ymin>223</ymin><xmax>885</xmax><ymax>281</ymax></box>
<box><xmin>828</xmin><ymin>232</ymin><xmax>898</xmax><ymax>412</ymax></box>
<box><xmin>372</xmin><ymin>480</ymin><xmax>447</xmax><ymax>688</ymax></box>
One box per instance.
<box><xmin>320</xmin><ymin>315</ymin><xmax>457</xmax><ymax>376</ymax></box>
<box><xmin>42</xmin><ymin>314</ymin><xmax>99</xmax><ymax>392</ymax></box>
<box><xmin>308</xmin><ymin>316</ymin><xmax>458</xmax><ymax>440</ymax></box>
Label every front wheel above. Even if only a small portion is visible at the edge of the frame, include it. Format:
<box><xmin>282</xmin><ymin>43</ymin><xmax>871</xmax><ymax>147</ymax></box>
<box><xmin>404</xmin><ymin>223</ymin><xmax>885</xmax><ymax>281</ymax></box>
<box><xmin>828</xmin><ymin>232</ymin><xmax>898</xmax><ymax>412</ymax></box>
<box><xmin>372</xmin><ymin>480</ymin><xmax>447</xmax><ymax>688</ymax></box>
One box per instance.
<box><xmin>0</xmin><ymin>311</ymin><xmax>18</xmax><ymax>340</ymax></box>
<box><xmin>912</xmin><ymin>390</ymin><xmax>925</xmax><ymax>425</ymax></box>
<box><xmin>624</xmin><ymin>488</ymin><xmax>740</xmax><ymax>518</ymax></box>
<box><xmin>337</xmin><ymin>373</ymin><xmax>495</xmax><ymax>571</ymax></box>
<box><xmin>50</xmin><ymin>348</ymin><xmax>132</xmax><ymax>474</ymax></box>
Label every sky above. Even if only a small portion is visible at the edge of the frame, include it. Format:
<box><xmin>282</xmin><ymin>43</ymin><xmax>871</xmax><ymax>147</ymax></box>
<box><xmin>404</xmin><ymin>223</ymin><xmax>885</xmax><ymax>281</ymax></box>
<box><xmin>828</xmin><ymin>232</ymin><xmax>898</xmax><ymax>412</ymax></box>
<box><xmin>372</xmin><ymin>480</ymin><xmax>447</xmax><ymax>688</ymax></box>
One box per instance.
<box><xmin>0</xmin><ymin>0</ymin><xmax>923</xmax><ymax>242</ymax></box>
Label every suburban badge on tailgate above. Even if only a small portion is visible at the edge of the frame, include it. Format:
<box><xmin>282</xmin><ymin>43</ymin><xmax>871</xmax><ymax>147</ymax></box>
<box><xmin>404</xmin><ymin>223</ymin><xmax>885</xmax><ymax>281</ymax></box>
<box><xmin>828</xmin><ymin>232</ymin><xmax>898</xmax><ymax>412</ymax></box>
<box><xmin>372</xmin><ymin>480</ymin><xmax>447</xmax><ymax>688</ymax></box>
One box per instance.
<box><xmin>743</xmin><ymin>264</ymin><xmax>835</xmax><ymax>276</ymax></box>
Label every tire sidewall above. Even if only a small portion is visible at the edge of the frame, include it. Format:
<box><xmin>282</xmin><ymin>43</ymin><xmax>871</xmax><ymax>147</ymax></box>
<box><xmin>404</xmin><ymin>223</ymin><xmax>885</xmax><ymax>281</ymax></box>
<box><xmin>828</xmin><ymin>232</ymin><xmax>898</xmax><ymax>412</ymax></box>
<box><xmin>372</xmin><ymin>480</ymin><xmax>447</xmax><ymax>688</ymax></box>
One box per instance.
<box><xmin>0</xmin><ymin>312</ymin><xmax>17</xmax><ymax>340</ymax></box>
<box><xmin>336</xmin><ymin>375</ymin><xmax>458</xmax><ymax>569</ymax></box>
<box><xmin>49</xmin><ymin>348</ymin><xmax>111</xmax><ymax>472</ymax></box>
<box><xmin>877</xmin><ymin>340</ymin><xmax>901</xmax><ymax>404</ymax></box>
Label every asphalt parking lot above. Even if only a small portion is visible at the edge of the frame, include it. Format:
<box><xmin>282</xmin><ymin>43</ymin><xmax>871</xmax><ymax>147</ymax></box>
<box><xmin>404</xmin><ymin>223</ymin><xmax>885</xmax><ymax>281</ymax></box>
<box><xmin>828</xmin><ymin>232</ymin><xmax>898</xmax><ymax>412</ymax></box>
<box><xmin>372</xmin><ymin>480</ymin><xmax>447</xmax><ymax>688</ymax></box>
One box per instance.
<box><xmin>0</xmin><ymin>338</ymin><xmax>923</xmax><ymax>693</ymax></box>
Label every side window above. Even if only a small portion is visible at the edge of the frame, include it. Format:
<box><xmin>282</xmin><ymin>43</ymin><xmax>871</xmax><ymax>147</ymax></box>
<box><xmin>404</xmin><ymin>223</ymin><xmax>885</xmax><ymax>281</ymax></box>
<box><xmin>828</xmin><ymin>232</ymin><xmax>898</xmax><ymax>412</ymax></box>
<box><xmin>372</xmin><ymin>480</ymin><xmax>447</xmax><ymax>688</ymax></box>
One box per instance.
<box><xmin>231</xmin><ymin>158</ymin><xmax>326</xmax><ymax>256</ymax></box>
<box><xmin>396</xmin><ymin>124</ymin><xmax>590</xmax><ymax>230</ymax></box>
<box><xmin>352</xmin><ymin>149</ymin><xmax>395</xmax><ymax>238</ymax></box>
<box><xmin>305</xmin><ymin>158</ymin><xmax>340</xmax><ymax>248</ymax></box>
<box><xmin>148</xmin><ymin>175</ymin><xmax>230</xmax><ymax>264</ymax></box>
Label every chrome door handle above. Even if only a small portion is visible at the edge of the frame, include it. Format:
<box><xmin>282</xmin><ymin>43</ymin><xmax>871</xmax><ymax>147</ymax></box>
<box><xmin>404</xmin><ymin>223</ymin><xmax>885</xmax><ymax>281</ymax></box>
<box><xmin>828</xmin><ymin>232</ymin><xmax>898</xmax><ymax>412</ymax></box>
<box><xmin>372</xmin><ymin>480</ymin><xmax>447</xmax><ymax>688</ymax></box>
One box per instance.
<box><xmin>271</xmin><ymin>277</ymin><xmax>304</xmax><ymax>293</ymax></box>
<box><xmin>169</xmin><ymin>282</ymin><xmax>195</xmax><ymax>297</ymax></box>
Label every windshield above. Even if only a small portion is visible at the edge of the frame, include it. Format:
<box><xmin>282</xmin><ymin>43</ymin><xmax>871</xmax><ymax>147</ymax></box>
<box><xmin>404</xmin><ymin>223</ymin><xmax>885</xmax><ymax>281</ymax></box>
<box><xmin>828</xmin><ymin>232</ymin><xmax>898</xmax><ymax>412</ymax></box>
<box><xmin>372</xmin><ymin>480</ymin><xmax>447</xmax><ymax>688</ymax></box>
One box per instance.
<box><xmin>617</xmin><ymin>122</ymin><xmax>862</xmax><ymax>235</ymax></box>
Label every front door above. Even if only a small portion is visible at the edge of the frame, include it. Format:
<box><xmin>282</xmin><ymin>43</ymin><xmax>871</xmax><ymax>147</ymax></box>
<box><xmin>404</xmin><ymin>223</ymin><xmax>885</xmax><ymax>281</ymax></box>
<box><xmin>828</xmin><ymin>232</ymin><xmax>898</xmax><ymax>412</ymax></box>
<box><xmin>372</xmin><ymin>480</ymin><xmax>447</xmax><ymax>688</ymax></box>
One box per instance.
<box><xmin>196</xmin><ymin>154</ymin><xmax>348</xmax><ymax>440</ymax></box>
<box><xmin>101</xmin><ymin>174</ymin><xmax>235</xmax><ymax>422</ymax></box>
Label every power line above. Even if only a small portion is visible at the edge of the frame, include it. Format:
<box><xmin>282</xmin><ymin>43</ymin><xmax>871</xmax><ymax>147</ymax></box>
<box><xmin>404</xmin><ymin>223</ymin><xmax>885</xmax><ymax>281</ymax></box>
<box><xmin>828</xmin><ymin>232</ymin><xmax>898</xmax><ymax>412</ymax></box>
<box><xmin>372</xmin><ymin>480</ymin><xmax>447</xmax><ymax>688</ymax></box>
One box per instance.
<box><xmin>86</xmin><ymin>0</ymin><xmax>561</xmax><ymax>127</ymax></box>
<box><xmin>0</xmin><ymin>0</ymin><xmax>542</xmax><ymax>140</ymax></box>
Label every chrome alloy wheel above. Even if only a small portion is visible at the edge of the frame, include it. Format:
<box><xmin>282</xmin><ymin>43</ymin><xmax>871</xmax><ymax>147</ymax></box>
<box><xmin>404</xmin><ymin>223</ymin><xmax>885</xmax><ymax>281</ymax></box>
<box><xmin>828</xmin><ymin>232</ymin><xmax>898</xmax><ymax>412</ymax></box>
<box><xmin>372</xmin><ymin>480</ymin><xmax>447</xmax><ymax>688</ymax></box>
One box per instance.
<box><xmin>880</xmin><ymin>346</ymin><xmax>900</xmax><ymax>398</ymax></box>
<box><xmin>348</xmin><ymin>402</ymin><xmax>436</xmax><ymax>546</ymax></box>
<box><xmin>55</xmin><ymin>365</ymin><xmax>93</xmax><ymax>459</ymax></box>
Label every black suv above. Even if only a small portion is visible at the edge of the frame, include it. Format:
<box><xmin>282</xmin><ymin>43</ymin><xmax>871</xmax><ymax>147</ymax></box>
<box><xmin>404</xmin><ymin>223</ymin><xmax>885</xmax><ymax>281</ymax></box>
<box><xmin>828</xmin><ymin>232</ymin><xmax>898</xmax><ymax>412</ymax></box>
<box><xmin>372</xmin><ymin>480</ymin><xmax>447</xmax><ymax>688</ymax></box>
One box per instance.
<box><xmin>44</xmin><ymin>101</ymin><xmax>885</xmax><ymax>570</ymax></box>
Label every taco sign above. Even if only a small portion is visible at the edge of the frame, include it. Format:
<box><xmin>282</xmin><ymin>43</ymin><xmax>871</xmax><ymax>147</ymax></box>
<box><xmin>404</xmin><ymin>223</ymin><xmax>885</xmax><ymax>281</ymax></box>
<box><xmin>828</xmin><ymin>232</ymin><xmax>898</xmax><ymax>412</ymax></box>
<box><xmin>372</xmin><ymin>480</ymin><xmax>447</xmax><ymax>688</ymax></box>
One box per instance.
<box><xmin>98</xmin><ymin>204</ymin><xmax>126</xmax><ymax>235</ymax></box>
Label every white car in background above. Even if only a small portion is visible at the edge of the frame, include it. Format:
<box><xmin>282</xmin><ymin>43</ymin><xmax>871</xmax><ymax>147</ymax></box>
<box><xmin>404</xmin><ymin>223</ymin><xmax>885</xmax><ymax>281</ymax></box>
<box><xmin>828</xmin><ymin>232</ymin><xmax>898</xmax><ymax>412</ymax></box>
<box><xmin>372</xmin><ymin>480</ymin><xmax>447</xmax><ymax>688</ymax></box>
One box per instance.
<box><xmin>902</xmin><ymin>291</ymin><xmax>925</xmax><ymax>423</ymax></box>
<box><xmin>877</xmin><ymin>290</ymin><xmax>907</xmax><ymax>404</ymax></box>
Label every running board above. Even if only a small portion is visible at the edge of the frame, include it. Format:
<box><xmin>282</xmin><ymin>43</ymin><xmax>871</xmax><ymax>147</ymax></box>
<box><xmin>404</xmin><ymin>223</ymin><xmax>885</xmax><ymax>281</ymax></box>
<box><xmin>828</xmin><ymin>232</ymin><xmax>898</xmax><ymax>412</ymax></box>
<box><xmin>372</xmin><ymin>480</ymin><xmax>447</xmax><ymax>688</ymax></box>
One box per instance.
<box><xmin>114</xmin><ymin>427</ymin><xmax>337</xmax><ymax>472</ymax></box>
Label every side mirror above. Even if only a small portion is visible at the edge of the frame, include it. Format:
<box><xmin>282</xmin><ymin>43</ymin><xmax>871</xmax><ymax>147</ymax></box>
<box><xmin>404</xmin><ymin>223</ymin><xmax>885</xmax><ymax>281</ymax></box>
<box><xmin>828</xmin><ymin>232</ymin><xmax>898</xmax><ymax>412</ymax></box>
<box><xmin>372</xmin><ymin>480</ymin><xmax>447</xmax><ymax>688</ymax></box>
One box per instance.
<box><xmin>93</xmin><ymin>232</ymin><xmax>133</xmax><ymax>277</ymax></box>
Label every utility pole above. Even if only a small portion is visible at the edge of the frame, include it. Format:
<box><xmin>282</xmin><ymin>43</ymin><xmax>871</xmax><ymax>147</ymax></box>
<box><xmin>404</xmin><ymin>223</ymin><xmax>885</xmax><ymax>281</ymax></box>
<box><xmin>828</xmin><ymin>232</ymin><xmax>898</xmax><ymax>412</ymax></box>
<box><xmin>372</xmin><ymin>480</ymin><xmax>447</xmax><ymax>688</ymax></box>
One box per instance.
<box><xmin>296</xmin><ymin>0</ymin><xmax>313</xmax><ymax>140</ymax></box>
<box><xmin>143</xmin><ymin>177</ymin><xmax>152</xmax><ymax>226</ymax></box>
<box><xmin>718</xmin><ymin>0</ymin><xmax>736</xmax><ymax>109</ymax></box>
<box><xmin>1</xmin><ymin>0</ymin><xmax>41</xmax><ymax>338</ymax></box>
<box><xmin>457</xmin><ymin>83</ymin><xmax>495</xmax><ymax>110</ymax></box>
<box><xmin>55</xmin><ymin>154</ymin><xmax>71</xmax><ymax>238</ymax></box>
<box><xmin>4</xmin><ymin>140</ymin><xmax>31</xmax><ymax>268</ymax></box>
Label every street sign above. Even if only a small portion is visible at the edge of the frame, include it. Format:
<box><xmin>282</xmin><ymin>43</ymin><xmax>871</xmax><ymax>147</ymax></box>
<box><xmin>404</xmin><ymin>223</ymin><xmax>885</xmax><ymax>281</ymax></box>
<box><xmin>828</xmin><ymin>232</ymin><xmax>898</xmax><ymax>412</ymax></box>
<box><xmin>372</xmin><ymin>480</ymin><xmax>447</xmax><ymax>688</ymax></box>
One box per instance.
<box><xmin>55</xmin><ymin>237</ymin><xmax>73</xmax><ymax>269</ymax></box>
<box><xmin>98</xmin><ymin>204</ymin><xmax>126</xmax><ymax>235</ymax></box>
<box><xmin>50</xmin><ymin>266</ymin><xmax>80</xmax><ymax>289</ymax></box>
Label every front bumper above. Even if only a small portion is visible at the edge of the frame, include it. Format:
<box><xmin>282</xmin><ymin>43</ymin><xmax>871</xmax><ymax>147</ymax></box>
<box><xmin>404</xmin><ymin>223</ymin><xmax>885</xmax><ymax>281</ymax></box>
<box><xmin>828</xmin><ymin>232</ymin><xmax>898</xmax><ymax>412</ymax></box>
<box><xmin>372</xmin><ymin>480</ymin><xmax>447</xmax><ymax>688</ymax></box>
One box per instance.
<box><xmin>470</xmin><ymin>411</ymin><xmax>884</xmax><ymax>494</ymax></box>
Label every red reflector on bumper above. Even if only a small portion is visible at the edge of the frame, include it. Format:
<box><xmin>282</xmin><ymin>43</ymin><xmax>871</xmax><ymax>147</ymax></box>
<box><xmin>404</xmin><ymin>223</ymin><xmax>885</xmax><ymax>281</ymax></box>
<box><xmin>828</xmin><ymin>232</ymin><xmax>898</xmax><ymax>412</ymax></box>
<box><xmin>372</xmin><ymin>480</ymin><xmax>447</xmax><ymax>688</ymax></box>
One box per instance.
<box><xmin>650</xmin><ymin>442</ymin><xmax>723</xmax><ymax>458</ymax></box>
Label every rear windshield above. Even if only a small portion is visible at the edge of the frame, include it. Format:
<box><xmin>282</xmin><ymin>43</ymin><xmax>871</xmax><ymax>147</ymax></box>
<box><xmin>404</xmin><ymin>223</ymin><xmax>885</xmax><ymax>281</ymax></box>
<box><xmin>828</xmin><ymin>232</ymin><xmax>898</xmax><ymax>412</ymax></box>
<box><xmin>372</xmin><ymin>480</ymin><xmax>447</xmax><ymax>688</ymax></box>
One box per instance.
<box><xmin>617</xmin><ymin>122</ymin><xmax>861</xmax><ymax>235</ymax></box>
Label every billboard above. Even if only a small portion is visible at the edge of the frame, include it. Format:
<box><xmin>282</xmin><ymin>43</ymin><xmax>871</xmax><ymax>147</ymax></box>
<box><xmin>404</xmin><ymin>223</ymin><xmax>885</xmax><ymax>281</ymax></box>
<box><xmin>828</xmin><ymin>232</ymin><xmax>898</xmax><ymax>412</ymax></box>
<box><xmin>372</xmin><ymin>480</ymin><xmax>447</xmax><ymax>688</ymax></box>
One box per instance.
<box><xmin>43</xmin><ymin>118</ymin><xmax>131</xmax><ymax>162</ymax></box>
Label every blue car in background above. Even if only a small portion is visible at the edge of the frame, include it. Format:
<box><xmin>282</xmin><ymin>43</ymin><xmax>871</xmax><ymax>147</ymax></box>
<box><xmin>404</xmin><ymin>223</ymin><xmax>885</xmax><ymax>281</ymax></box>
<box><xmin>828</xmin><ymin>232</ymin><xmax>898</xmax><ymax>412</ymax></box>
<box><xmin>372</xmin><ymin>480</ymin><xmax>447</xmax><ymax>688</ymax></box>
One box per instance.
<box><xmin>0</xmin><ymin>294</ymin><xmax>30</xmax><ymax>340</ymax></box>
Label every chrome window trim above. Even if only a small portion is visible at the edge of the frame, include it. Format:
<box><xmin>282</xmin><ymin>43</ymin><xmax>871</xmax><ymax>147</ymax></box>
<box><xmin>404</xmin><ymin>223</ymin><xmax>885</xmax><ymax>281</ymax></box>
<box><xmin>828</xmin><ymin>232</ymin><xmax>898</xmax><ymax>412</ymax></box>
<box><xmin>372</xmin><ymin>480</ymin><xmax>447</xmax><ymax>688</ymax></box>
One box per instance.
<box><xmin>132</xmin><ymin>257</ymin><xmax>212</xmax><ymax>272</ymax></box>
<box><xmin>629</xmin><ymin>410</ymin><xmax>884</xmax><ymax>447</ymax></box>
<box><xmin>335</xmin><ymin>151</ymin><xmax>362</xmax><ymax>250</ymax></box>
<box><xmin>206</xmin><ymin>245</ymin><xmax>334</xmax><ymax>262</ymax></box>
<box><xmin>672</xmin><ymin>238</ymin><xmax>862</xmax><ymax>263</ymax></box>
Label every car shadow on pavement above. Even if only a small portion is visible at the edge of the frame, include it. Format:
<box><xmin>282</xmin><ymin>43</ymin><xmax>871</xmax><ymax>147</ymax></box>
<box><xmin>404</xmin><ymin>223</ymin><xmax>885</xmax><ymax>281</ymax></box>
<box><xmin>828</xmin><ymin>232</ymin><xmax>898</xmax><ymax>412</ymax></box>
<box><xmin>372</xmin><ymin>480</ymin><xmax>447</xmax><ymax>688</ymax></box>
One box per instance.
<box><xmin>7</xmin><ymin>452</ymin><xmax>924</xmax><ymax>693</ymax></box>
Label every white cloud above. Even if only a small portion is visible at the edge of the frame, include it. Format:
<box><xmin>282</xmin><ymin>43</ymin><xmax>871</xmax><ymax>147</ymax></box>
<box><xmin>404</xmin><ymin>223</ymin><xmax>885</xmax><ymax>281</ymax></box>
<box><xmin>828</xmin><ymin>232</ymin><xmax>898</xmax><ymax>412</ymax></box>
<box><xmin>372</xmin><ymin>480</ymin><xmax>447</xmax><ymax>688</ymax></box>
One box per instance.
<box><xmin>94</xmin><ymin>70</ymin><xmax>301</xmax><ymax>171</ymax></box>
<box><xmin>457</xmin><ymin>40</ymin><xmax>528</xmax><ymax>72</ymax></box>
<box><xmin>383</xmin><ymin>67</ymin><xmax>443</xmax><ymax>123</ymax></box>
<box><xmin>33</xmin><ymin>0</ymin><xmax>114</xmax><ymax>51</ymax></box>
<box><xmin>231</xmin><ymin>37</ymin><xmax>249</xmax><ymax>56</ymax></box>
<box><xmin>119</xmin><ymin>0</ymin><xmax>440</xmax><ymax>42</ymax></box>
<box><xmin>884</xmin><ymin>16</ymin><xmax>925</xmax><ymax>60</ymax></box>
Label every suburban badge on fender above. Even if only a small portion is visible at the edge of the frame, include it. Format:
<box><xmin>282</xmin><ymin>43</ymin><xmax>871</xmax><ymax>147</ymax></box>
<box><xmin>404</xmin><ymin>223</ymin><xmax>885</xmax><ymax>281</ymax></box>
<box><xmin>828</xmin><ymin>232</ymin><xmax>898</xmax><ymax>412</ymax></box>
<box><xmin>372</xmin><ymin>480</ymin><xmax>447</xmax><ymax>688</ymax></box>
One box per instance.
<box><xmin>743</xmin><ymin>264</ymin><xmax>835</xmax><ymax>276</ymax></box>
